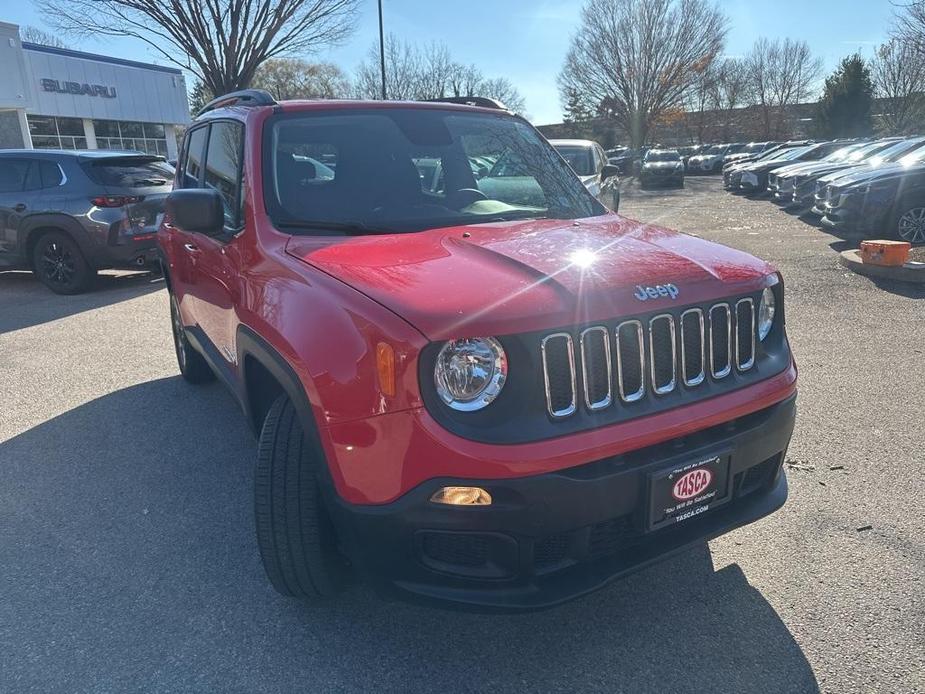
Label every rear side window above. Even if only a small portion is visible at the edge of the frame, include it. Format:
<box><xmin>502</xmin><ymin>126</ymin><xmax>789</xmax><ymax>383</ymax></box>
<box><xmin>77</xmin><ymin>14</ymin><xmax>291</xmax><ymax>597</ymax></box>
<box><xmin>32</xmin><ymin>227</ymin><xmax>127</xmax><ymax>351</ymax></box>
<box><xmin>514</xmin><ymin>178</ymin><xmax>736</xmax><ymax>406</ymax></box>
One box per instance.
<box><xmin>81</xmin><ymin>157</ymin><xmax>172</xmax><ymax>187</ymax></box>
<box><xmin>0</xmin><ymin>159</ymin><xmax>31</xmax><ymax>193</ymax></box>
<box><xmin>39</xmin><ymin>161</ymin><xmax>64</xmax><ymax>187</ymax></box>
<box><xmin>204</xmin><ymin>121</ymin><xmax>244</xmax><ymax>228</ymax></box>
<box><xmin>182</xmin><ymin>127</ymin><xmax>208</xmax><ymax>188</ymax></box>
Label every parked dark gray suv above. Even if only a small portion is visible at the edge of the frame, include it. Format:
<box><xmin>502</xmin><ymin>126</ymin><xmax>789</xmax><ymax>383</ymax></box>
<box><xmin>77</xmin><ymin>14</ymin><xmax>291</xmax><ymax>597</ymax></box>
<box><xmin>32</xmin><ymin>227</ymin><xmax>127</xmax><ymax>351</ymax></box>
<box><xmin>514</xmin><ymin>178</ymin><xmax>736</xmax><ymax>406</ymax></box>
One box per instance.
<box><xmin>0</xmin><ymin>150</ymin><xmax>173</xmax><ymax>293</ymax></box>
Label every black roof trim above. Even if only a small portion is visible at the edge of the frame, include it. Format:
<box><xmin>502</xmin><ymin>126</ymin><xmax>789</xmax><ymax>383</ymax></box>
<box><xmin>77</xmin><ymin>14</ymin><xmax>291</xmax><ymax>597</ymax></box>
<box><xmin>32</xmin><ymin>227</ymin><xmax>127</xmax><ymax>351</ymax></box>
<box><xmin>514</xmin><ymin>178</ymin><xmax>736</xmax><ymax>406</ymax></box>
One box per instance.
<box><xmin>425</xmin><ymin>96</ymin><xmax>509</xmax><ymax>110</ymax></box>
<box><xmin>22</xmin><ymin>42</ymin><xmax>183</xmax><ymax>75</ymax></box>
<box><xmin>198</xmin><ymin>89</ymin><xmax>277</xmax><ymax>116</ymax></box>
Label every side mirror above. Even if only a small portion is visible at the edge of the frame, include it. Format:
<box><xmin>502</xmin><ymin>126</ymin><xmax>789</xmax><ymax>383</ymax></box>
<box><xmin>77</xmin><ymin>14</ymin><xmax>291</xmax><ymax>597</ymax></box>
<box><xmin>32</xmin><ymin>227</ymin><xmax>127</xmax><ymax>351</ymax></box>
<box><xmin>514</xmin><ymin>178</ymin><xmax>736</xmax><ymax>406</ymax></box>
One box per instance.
<box><xmin>602</xmin><ymin>164</ymin><xmax>620</xmax><ymax>181</ymax></box>
<box><xmin>166</xmin><ymin>189</ymin><xmax>224</xmax><ymax>236</ymax></box>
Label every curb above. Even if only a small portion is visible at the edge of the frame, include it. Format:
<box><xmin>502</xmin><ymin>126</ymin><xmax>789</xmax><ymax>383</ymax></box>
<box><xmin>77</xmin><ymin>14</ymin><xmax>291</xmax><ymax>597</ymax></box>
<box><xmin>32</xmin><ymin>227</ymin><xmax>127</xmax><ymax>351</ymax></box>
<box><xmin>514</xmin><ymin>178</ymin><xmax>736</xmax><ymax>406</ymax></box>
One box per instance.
<box><xmin>838</xmin><ymin>249</ymin><xmax>925</xmax><ymax>284</ymax></box>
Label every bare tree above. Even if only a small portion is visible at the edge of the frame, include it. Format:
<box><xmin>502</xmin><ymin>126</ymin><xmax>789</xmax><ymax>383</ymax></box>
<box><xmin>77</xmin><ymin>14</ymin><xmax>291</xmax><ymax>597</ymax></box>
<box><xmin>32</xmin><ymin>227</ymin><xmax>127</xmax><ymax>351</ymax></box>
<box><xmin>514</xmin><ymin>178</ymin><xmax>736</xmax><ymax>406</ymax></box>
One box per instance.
<box><xmin>38</xmin><ymin>0</ymin><xmax>359</xmax><ymax>97</ymax></box>
<box><xmin>683</xmin><ymin>61</ymin><xmax>718</xmax><ymax>143</ymax></box>
<box><xmin>20</xmin><ymin>25</ymin><xmax>70</xmax><ymax>48</ymax></box>
<box><xmin>711</xmin><ymin>58</ymin><xmax>749</xmax><ymax>140</ymax></box>
<box><xmin>353</xmin><ymin>35</ymin><xmax>527</xmax><ymax>111</ymax></box>
<box><xmin>873</xmin><ymin>38</ymin><xmax>925</xmax><ymax>134</ymax></box>
<box><xmin>354</xmin><ymin>34</ymin><xmax>423</xmax><ymax>100</ymax></box>
<box><xmin>253</xmin><ymin>58</ymin><xmax>350</xmax><ymax>100</ymax></box>
<box><xmin>479</xmin><ymin>77</ymin><xmax>527</xmax><ymax>113</ymax></box>
<box><xmin>557</xmin><ymin>0</ymin><xmax>728</xmax><ymax>147</ymax></box>
<box><xmin>893</xmin><ymin>1</ymin><xmax>925</xmax><ymax>52</ymax></box>
<box><xmin>744</xmin><ymin>38</ymin><xmax>822</xmax><ymax>138</ymax></box>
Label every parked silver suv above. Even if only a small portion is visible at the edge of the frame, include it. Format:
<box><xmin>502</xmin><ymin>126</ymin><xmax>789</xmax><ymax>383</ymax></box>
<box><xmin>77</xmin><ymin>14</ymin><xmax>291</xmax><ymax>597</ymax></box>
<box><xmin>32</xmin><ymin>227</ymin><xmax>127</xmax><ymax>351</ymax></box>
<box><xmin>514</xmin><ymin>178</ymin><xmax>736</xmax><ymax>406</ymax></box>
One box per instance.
<box><xmin>0</xmin><ymin>150</ymin><xmax>173</xmax><ymax>293</ymax></box>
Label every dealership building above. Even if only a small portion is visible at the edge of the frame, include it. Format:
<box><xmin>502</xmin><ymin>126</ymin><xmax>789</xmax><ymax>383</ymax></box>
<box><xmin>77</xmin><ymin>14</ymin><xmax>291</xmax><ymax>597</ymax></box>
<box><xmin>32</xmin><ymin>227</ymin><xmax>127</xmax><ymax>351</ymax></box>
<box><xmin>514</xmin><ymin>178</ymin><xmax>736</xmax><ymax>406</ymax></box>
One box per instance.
<box><xmin>0</xmin><ymin>21</ymin><xmax>190</xmax><ymax>159</ymax></box>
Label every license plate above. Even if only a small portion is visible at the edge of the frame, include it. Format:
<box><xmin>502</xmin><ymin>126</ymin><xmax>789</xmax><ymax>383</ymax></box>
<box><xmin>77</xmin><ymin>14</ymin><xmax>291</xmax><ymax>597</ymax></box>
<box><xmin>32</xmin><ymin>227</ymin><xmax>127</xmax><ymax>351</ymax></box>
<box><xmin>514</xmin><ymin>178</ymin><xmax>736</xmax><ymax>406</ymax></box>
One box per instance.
<box><xmin>647</xmin><ymin>455</ymin><xmax>730</xmax><ymax>531</ymax></box>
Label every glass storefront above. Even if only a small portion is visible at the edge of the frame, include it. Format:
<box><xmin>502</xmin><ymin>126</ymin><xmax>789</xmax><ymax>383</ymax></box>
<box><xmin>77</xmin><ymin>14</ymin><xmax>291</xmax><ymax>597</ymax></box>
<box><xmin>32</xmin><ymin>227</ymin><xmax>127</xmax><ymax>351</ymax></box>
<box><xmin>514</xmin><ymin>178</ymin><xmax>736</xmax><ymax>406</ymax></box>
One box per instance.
<box><xmin>93</xmin><ymin>119</ymin><xmax>169</xmax><ymax>156</ymax></box>
<box><xmin>25</xmin><ymin>115</ymin><xmax>171</xmax><ymax>155</ymax></box>
<box><xmin>27</xmin><ymin>115</ymin><xmax>87</xmax><ymax>149</ymax></box>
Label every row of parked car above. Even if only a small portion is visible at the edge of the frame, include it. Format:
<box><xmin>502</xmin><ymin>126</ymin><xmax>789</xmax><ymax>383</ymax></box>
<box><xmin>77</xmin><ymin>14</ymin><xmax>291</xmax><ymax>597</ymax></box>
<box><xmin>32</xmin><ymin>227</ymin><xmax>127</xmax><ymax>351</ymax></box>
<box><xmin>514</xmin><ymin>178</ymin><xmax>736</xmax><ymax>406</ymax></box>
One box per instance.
<box><xmin>720</xmin><ymin>137</ymin><xmax>925</xmax><ymax>243</ymax></box>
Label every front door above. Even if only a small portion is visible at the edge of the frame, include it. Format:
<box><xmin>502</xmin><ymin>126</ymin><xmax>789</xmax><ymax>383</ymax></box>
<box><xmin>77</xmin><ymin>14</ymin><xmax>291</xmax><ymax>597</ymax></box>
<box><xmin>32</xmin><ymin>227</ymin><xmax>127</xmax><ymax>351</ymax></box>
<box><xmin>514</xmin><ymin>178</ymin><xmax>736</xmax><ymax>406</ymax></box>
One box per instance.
<box><xmin>174</xmin><ymin>120</ymin><xmax>246</xmax><ymax>372</ymax></box>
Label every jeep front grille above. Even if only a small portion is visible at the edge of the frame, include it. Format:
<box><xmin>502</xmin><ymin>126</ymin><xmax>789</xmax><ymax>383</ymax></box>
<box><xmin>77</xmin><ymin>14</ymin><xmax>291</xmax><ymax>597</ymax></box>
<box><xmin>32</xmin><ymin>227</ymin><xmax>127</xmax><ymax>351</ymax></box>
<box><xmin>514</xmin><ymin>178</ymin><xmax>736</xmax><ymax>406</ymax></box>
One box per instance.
<box><xmin>541</xmin><ymin>297</ymin><xmax>757</xmax><ymax>418</ymax></box>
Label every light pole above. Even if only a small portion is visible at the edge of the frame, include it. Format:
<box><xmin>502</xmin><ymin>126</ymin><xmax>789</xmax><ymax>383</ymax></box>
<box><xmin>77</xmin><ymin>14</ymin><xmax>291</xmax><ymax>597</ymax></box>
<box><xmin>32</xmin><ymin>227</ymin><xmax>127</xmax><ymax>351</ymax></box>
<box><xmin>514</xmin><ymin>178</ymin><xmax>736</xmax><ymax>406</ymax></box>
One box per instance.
<box><xmin>378</xmin><ymin>0</ymin><xmax>387</xmax><ymax>100</ymax></box>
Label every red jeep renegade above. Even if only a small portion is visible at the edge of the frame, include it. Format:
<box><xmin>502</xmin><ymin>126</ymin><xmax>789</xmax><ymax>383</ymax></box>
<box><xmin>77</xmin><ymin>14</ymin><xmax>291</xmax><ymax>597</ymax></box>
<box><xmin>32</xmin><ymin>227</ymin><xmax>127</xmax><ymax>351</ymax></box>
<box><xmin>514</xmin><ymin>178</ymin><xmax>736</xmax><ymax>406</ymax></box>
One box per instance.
<box><xmin>159</xmin><ymin>90</ymin><xmax>797</xmax><ymax>611</ymax></box>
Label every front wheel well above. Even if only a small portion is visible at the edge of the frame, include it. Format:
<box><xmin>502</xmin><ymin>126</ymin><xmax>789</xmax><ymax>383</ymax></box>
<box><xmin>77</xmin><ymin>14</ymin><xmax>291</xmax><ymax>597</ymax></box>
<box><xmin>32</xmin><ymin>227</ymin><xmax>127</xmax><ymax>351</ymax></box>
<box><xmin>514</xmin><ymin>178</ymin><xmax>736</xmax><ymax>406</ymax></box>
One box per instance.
<box><xmin>244</xmin><ymin>354</ymin><xmax>286</xmax><ymax>433</ymax></box>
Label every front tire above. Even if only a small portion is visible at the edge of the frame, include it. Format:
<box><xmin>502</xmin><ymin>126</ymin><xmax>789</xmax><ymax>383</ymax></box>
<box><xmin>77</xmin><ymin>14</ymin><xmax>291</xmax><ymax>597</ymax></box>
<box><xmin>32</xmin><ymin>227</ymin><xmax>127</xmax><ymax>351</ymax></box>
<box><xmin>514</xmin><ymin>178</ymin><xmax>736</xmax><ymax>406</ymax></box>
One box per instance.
<box><xmin>893</xmin><ymin>202</ymin><xmax>925</xmax><ymax>244</ymax></box>
<box><xmin>254</xmin><ymin>395</ymin><xmax>346</xmax><ymax>599</ymax></box>
<box><xmin>169</xmin><ymin>292</ymin><xmax>214</xmax><ymax>384</ymax></box>
<box><xmin>32</xmin><ymin>231</ymin><xmax>93</xmax><ymax>294</ymax></box>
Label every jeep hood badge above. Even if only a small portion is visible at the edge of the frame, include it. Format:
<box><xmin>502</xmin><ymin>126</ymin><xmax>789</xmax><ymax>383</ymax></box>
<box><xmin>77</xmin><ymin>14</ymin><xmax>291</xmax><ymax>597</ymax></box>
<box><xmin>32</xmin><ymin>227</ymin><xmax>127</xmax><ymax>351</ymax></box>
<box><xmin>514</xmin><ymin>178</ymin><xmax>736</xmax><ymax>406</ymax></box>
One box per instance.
<box><xmin>634</xmin><ymin>283</ymin><xmax>679</xmax><ymax>301</ymax></box>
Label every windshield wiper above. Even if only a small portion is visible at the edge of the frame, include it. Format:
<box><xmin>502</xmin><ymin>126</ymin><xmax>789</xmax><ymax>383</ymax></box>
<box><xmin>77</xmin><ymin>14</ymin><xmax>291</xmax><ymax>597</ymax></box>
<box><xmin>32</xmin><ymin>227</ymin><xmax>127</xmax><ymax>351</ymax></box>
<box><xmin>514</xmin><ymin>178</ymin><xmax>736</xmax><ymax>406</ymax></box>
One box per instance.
<box><xmin>275</xmin><ymin>219</ymin><xmax>392</xmax><ymax>235</ymax></box>
<box><xmin>132</xmin><ymin>178</ymin><xmax>168</xmax><ymax>186</ymax></box>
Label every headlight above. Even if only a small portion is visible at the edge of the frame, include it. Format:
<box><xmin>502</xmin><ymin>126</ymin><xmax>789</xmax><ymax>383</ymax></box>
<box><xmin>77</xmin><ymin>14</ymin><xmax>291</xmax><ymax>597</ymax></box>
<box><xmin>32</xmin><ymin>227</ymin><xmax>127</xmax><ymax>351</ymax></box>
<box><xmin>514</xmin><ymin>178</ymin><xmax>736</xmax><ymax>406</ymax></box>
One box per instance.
<box><xmin>434</xmin><ymin>337</ymin><xmax>507</xmax><ymax>411</ymax></box>
<box><xmin>758</xmin><ymin>286</ymin><xmax>777</xmax><ymax>341</ymax></box>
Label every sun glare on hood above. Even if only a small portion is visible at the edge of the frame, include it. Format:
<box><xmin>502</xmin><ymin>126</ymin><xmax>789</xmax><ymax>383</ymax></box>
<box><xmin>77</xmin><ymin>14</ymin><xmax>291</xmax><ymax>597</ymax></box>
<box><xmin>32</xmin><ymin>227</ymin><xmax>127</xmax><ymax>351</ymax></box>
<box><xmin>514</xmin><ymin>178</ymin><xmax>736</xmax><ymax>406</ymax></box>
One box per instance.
<box><xmin>570</xmin><ymin>248</ymin><xmax>598</xmax><ymax>268</ymax></box>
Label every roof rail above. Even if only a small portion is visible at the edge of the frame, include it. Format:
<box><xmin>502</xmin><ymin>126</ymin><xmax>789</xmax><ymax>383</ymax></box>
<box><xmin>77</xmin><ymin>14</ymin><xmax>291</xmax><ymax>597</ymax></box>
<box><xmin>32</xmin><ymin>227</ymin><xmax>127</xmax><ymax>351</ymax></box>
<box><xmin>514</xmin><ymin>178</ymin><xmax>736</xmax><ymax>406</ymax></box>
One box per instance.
<box><xmin>425</xmin><ymin>96</ymin><xmax>509</xmax><ymax>110</ymax></box>
<box><xmin>198</xmin><ymin>89</ymin><xmax>277</xmax><ymax>116</ymax></box>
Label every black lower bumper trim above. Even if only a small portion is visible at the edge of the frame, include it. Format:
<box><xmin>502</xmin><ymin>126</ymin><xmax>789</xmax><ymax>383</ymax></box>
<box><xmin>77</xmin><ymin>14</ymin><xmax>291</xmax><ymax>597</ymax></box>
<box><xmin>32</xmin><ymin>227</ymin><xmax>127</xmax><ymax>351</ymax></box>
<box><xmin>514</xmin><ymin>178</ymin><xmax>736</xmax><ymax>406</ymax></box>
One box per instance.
<box><xmin>328</xmin><ymin>394</ymin><xmax>796</xmax><ymax>612</ymax></box>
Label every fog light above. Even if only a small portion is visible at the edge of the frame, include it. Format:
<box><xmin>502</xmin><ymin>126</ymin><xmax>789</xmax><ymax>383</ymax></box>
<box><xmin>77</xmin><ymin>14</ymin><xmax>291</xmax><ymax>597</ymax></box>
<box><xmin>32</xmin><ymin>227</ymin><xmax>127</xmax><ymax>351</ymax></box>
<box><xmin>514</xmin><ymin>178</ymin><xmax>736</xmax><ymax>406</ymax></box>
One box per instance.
<box><xmin>430</xmin><ymin>486</ymin><xmax>492</xmax><ymax>506</ymax></box>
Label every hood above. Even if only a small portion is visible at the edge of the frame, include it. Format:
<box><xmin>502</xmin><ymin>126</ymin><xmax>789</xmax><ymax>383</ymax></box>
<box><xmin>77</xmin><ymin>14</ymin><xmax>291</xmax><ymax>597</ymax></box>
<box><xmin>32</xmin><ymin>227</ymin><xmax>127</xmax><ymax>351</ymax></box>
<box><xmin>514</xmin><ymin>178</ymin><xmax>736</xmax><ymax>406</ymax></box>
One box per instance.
<box><xmin>773</xmin><ymin>161</ymin><xmax>848</xmax><ymax>179</ymax></box>
<box><xmin>642</xmin><ymin>162</ymin><xmax>682</xmax><ymax>170</ymax></box>
<box><xmin>745</xmin><ymin>157</ymin><xmax>798</xmax><ymax>173</ymax></box>
<box><xmin>285</xmin><ymin>216</ymin><xmax>773</xmax><ymax>340</ymax></box>
<box><xmin>826</xmin><ymin>162</ymin><xmax>924</xmax><ymax>189</ymax></box>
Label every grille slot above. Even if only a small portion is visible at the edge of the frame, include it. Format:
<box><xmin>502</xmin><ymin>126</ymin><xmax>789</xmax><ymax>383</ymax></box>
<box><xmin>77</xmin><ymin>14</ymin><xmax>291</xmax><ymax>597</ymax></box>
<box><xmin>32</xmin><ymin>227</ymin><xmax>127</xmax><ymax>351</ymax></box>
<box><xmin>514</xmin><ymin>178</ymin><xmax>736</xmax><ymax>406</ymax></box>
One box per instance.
<box><xmin>648</xmin><ymin>314</ymin><xmax>677</xmax><ymax>395</ymax></box>
<box><xmin>538</xmin><ymin>294</ymin><xmax>759</xmax><ymax>420</ymax></box>
<box><xmin>735</xmin><ymin>298</ymin><xmax>756</xmax><ymax>370</ymax></box>
<box><xmin>615</xmin><ymin>320</ymin><xmax>645</xmax><ymax>402</ymax></box>
<box><xmin>579</xmin><ymin>326</ymin><xmax>612</xmax><ymax>411</ymax></box>
<box><xmin>541</xmin><ymin>333</ymin><xmax>577</xmax><ymax>418</ymax></box>
<box><xmin>709</xmin><ymin>303</ymin><xmax>732</xmax><ymax>379</ymax></box>
<box><xmin>680</xmin><ymin>308</ymin><xmax>705</xmax><ymax>386</ymax></box>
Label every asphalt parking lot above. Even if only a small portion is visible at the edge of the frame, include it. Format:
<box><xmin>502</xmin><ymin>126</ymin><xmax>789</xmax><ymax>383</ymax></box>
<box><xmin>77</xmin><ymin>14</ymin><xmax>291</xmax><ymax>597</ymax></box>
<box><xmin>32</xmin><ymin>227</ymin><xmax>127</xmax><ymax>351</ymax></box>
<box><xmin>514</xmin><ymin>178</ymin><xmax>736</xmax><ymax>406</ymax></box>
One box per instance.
<box><xmin>1</xmin><ymin>177</ymin><xmax>923</xmax><ymax>694</ymax></box>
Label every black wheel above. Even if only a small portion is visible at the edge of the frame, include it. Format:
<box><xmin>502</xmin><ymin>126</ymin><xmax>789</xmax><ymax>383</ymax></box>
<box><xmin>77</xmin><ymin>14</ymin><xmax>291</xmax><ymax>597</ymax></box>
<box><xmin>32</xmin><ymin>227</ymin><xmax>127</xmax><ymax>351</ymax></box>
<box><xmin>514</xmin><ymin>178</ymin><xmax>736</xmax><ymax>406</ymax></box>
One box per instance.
<box><xmin>32</xmin><ymin>231</ymin><xmax>93</xmax><ymax>294</ymax></box>
<box><xmin>255</xmin><ymin>395</ymin><xmax>347</xmax><ymax>599</ymax></box>
<box><xmin>893</xmin><ymin>202</ymin><xmax>925</xmax><ymax>244</ymax></box>
<box><xmin>169</xmin><ymin>292</ymin><xmax>214</xmax><ymax>384</ymax></box>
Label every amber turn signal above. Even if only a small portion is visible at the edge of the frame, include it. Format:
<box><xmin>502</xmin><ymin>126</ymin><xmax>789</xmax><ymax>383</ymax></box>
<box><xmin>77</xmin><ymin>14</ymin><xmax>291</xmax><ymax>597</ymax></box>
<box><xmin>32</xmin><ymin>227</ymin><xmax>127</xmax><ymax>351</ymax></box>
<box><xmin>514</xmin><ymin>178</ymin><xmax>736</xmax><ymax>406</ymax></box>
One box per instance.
<box><xmin>430</xmin><ymin>486</ymin><xmax>493</xmax><ymax>506</ymax></box>
<box><xmin>376</xmin><ymin>342</ymin><xmax>396</xmax><ymax>396</ymax></box>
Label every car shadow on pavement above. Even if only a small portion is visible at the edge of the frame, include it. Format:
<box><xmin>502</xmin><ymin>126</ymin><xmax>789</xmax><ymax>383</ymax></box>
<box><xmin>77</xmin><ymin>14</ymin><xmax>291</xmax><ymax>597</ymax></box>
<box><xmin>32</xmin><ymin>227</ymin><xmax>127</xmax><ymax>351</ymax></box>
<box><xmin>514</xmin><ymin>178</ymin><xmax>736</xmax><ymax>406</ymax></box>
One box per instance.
<box><xmin>0</xmin><ymin>377</ymin><xmax>819</xmax><ymax>693</ymax></box>
<box><xmin>0</xmin><ymin>269</ymin><xmax>164</xmax><ymax>334</ymax></box>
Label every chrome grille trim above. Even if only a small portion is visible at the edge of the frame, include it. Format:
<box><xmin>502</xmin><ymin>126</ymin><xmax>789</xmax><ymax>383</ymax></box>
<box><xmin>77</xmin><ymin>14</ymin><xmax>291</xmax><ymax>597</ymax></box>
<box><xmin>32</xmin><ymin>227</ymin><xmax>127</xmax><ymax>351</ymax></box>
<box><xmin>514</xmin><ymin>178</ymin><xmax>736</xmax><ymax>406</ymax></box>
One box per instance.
<box><xmin>648</xmin><ymin>314</ymin><xmax>677</xmax><ymax>395</ymax></box>
<box><xmin>615</xmin><ymin>320</ymin><xmax>645</xmax><ymax>402</ymax></box>
<box><xmin>680</xmin><ymin>308</ymin><xmax>706</xmax><ymax>387</ymax></box>
<box><xmin>541</xmin><ymin>332</ymin><xmax>577</xmax><ymax>419</ymax></box>
<box><xmin>709</xmin><ymin>303</ymin><xmax>732</xmax><ymax>379</ymax></box>
<box><xmin>579</xmin><ymin>326</ymin><xmax>613</xmax><ymax>411</ymax></box>
<box><xmin>735</xmin><ymin>298</ymin><xmax>756</xmax><ymax>371</ymax></box>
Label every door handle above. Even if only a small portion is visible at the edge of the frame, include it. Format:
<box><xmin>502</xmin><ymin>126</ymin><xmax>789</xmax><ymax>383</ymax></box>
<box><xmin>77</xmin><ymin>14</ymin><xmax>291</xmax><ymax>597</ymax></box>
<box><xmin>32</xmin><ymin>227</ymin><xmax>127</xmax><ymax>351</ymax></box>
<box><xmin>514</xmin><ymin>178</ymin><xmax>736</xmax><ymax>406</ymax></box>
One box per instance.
<box><xmin>13</xmin><ymin>203</ymin><xmax>26</xmax><ymax>212</ymax></box>
<box><xmin>183</xmin><ymin>243</ymin><xmax>199</xmax><ymax>253</ymax></box>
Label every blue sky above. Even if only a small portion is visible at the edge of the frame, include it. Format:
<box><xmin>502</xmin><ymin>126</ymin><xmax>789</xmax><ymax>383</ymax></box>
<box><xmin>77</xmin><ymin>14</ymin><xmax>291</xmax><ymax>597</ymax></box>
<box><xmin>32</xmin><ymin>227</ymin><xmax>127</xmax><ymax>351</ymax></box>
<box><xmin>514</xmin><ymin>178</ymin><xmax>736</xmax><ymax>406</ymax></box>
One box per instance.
<box><xmin>6</xmin><ymin>0</ymin><xmax>897</xmax><ymax>124</ymax></box>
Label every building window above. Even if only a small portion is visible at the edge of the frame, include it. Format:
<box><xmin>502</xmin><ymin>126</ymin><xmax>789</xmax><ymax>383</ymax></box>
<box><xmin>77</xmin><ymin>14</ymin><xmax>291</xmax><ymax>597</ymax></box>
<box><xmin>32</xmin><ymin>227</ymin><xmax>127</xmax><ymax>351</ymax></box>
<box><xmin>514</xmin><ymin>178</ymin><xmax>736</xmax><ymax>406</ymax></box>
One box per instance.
<box><xmin>93</xmin><ymin>119</ymin><xmax>169</xmax><ymax>156</ymax></box>
<box><xmin>27</xmin><ymin>115</ymin><xmax>88</xmax><ymax>150</ymax></box>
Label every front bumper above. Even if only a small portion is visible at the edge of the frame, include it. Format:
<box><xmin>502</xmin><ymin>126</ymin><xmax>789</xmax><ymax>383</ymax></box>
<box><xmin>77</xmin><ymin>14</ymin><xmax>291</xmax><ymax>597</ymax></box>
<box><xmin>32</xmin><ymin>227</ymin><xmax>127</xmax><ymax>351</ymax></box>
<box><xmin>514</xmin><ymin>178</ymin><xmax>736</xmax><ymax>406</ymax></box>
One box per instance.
<box><xmin>640</xmin><ymin>170</ymin><xmax>684</xmax><ymax>186</ymax></box>
<box><xmin>330</xmin><ymin>394</ymin><xmax>796</xmax><ymax>611</ymax></box>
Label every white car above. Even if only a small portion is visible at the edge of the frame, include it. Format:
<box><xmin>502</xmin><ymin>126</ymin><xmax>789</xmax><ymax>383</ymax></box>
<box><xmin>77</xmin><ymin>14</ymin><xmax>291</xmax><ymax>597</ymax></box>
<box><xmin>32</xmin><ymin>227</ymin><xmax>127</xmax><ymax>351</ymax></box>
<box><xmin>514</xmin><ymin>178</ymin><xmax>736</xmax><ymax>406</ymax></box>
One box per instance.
<box><xmin>687</xmin><ymin>143</ymin><xmax>747</xmax><ymax>174</ymax></box>
<box><xmin>550</xmin><ymin>139</ymin><xmax>621</xmax><ymax>211</ymax></box>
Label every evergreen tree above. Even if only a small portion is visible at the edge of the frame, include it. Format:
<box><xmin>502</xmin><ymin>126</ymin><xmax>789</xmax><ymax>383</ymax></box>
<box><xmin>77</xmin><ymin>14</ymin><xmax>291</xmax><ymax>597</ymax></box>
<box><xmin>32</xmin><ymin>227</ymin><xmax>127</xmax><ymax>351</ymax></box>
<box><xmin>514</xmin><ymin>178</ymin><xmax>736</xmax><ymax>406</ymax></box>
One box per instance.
<box><xmin>189</xmin><ymin>82</ymin><xmax>213</xmax><ymax>115</ymax></box>
<box><xmin>562</xmin><ymin>87</ymin><xmax>595</xmax><ymax>125</ymax></box>
<box><xmin>814</xmin><ymin>54</ymin><xmax>874</xmax><ymax>138</ymax></box>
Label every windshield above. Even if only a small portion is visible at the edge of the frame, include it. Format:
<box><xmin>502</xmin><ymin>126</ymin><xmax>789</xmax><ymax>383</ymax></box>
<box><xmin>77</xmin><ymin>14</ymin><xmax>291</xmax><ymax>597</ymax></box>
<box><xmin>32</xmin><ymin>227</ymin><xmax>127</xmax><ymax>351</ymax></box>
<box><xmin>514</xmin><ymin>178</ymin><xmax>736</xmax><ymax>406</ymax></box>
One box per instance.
<box><xmin>873</xmin><ymin>139</ymin><xmax>925</xmax><ymax>164</ymax></box>
<box><xmin>264</xmin><ymin>109</ymin><xmax>601</xmax><ymax>234</ymax></box>
<box><xmin>553</xmin><ymin>145</ymin><xmax>595</xmax><ymax>176</ymax></box>
<box><xmin>775</xmin><ymin>146</ymin><xmax>812</xmax><ymax>161</ymax></box>
<box><xmin>645</xmin><ymin>150</ymin><xmax>681</xmax><ymax>162</ymax></box>
<box><xmin>706</xmin><ymin>145</ymin><xmax>724</xmax><ymax>155</ymax></box>
<box><xmin>81</xmin><ymin>157</ymin><xmax>173</xmax><ymax>187</ymax></box>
